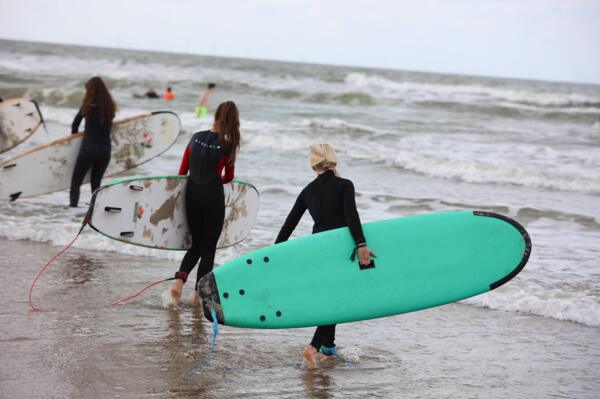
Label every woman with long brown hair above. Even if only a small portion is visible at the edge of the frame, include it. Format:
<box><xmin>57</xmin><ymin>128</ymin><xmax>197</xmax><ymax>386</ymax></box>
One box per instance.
<box><xmin>69</xmin><ymin>76</ymin><xmax>117</xmax><ymax>207</ymax></box>
<box><xmin>170</xmin><ymin>101</ymin><xmax>241</xmax><ymax>305</ymax></box>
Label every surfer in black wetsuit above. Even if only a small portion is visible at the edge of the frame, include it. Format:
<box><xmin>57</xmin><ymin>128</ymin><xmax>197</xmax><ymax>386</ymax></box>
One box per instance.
<box><xmin>275</xmin><ymin>144</ymin><xmax>376</xmax><ymax>368</ymax></box>
<box><xmin>144</xmin><ymin>87</ymin><xmax>159</xmax><ymax>99</ymax></box>
<box><xmin>169</xmin><ymin>101</ymin><xmax>240</xmax><ymax>305</ymax></box>
<box><xmin>133</xmin><ymin>87</ymin><xmax>160</xmax><ymax>99</ymax></box>
<box><xmin>69</xmin><ymin>76</ymin><xmax>116</xmax><ymax>207</ymax></box>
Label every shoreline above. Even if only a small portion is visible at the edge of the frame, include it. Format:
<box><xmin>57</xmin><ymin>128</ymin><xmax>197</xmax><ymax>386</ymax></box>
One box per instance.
<box><xmin>1</xmin><ymin>237</ymin><xmax>598</xmax><ymax>398</ymax></box>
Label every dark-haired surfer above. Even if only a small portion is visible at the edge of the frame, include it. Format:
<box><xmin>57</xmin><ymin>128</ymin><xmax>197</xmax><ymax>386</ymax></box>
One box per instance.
<box><xmin>69</xmin><ymin>76</ymin><xmax>116</xmax><ymax>207</ymax></box>
<box><xmin>169</xmin><ymin>101</ymin><xmax>241</xmax><ymax>305</ymax></box>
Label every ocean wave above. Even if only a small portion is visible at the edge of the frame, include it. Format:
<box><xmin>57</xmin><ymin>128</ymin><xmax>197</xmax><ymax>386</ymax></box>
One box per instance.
<box><xmin>241</xmin><ymin>120</ymin><xmax>600</xmax><ymax>194</ymax></box>
<box><xmin>345</xmin><ymin>72</ymin><xmax>600</xmax><ymax>110</ymax></box>
<box><xmin>389</xmin><ymin>150</ymin><xmax>600</xmax><ymax>194</ymax></box>
<box><xmin>27</xmin><ymin>88</ymin><xmax>83</xmax><ymax>108</ymax></box>
<box><xmin>464</xmin><ymin>284</ymin><xmax>600</xmax><ymax>327</ymax></box>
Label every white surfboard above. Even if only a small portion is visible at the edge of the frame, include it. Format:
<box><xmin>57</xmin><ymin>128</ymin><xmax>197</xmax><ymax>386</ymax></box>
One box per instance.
<box><xmin>88</xmin><ymin>176</ymin><xmax>260</xmax><ymax>250</ymax></box>
<box><xmin>0</xmin><ymin>111</ymin><xmax>181</xmax><ymax>201</ymax></box>
<box><xmin>0</xmin><ymin>98</ymin><xmax>43</xmax><ymax>154</ymax></box>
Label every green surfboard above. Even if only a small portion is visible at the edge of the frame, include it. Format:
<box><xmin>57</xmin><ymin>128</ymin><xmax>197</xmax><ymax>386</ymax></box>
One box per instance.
<box><xmin>199</xmin><ymin>211</ymin><xmax>531</xmax><ymax>329</ymax></box>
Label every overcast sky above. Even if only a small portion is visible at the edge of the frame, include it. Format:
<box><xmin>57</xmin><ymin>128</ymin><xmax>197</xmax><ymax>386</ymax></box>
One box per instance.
<box><xmin>1</xmin><ymin>0</ymin><xmax>599</xmax><ymax>84</ymax></box>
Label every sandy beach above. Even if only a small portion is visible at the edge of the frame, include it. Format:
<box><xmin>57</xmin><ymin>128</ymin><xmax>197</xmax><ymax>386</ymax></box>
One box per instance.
<box><xmin>1</xmin><ymin>238</ymin><xmax>598</xmax><ymax>398</ymax></box>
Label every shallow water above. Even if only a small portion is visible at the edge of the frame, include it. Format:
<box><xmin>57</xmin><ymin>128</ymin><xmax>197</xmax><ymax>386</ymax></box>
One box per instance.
<box><xmin>1</xmin><ymin>240</ymin><xmax>599</xmax><ymax>398</ymax></box>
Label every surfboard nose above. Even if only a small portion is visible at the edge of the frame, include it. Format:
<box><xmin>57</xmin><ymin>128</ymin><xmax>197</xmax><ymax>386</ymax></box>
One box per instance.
<box><xmin>473</xmin><ymin>211</ymin><xmax>532</xmax><ymax>290</ymax></box>
<box><xmin>198</xmin><ymin>272</ymin><xmax>225</xmax><ymax>324</ymax></box>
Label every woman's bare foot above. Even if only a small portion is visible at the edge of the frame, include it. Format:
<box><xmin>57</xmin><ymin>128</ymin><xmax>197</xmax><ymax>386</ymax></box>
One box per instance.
<box><xmin>303</xmin><ymin>346</ymin><xmax>318</xmax><ymax>369</ymax></box>
<box><xmin>170</xmin><ymin>279</ymin><xmax>184</xmax><ymax>305</ymax></box>
<box><xmin>190</xmin><ymin>290</ymin><xmax>201</xmax><ymax>306</ymax></box>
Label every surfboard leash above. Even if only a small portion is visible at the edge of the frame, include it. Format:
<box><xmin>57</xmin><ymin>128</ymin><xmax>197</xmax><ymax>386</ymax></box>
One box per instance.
<box><xmin>186</xmin><ymin>298</ymin><xmax>219</xmax><ymax>379</ymax></box>
<box><xmin>110</xmin><ymin>277</ymin><xmax>175</xmax><ymax>307</ymax></box>
<box><xmin>28</xmin><ymin>213</ymin><xmax>90</xmax><ymax>312</ymax></box>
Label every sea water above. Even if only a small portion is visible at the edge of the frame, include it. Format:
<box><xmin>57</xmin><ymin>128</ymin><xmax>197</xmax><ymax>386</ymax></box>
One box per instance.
<box><xmin>0</xmin><ymin>39</ymin><xmax>599</xmax><ymax>398</ymax></box>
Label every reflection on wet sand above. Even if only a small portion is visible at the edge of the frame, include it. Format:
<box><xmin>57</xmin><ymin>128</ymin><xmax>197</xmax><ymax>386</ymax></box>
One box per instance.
<box><xmin>160</xmin><ymin>305</ymin><xmax>219</xmax><ymax>397</ymax></box>
<box><xmin>301</xmin><ymin>368</ymin><xmax>333</xmax><ymax>399</ymax></box>
<box><xmin>61</xmin><ymin>253</ymin><xmax>103</xmax><ymax>285</ymax></box>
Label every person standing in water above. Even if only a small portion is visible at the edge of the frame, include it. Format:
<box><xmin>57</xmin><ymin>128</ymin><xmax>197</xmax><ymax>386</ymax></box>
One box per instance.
<box><xmin>170</xmin><ymin>101</ymin><xmax>240</xmax><ymax>305</ymax></box>
<box><xmin>275</xmin><ymin>144</ymin><xmax>376</xmax><ymax>368</ymax></box>
<box><xmin>196</xmin><ymin>83</ymin><xmax>216</xmax><ymax>118</ymax></box>
<box><xmin>163</xmin><ymin>86</ymin><xmax>175</xmax><ymax>101</ymax></box>
<box><xmin>69</xmin><ymin>76</ymin><xmax>116</xmax><ymax>207</ymax></box>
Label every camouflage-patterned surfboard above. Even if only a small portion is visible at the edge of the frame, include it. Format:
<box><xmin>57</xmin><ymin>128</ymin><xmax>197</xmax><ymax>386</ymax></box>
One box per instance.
<box><xmin>0</xmin><ymin>98</ymin><xmax>43</xmax><ymax>154</ymax></box>
<box><xmin>0</xmin><ymin>111</ymin><xmax>180</xmax><ymax>201</ymax></box>
<box><xmin>87</xmin><ymin>175</ymin><xmax>260</xmax><ymax>250</ymax></box>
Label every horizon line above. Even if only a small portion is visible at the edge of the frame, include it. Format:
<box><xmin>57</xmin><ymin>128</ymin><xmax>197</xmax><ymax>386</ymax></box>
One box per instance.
<box><xmin>2</xmin><ymin>36</ymin><xmax>599</xmax><ymax>87</ymax></box>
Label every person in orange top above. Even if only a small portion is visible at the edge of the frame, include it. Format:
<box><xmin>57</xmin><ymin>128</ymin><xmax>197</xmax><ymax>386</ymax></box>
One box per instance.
<box><xmin>163</xmin><ymin>86</ymin><xmax>175</xmax><ymax>101</ymax></box>
<box><xmin>169</xmin><ymin>101</ymin><xmax>241</xmax><ymax>305</ymax></box>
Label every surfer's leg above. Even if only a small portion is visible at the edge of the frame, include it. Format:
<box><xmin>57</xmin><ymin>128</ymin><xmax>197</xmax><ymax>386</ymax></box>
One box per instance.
<box><xmin>194</xmin><ymin>183</ymin><xmax>225</xmax><ymax>291</ymax></box>
<box><xmin>304</xmin><ymin>325</ymin><xmax>334</xmax><ymax>368</ymax></box>
<box><xmin>310</xmin><ymin>325</ymin><xmax>335</xmax><ymax>350</ymax></box>
<box><xmin>171</xmin><ymin>183</ymin><xmax>204</xmax><ymax>302</ymax></box>
<box><xmin>90</xmin><ymin>148</ymin><xmax>110</xmax><ymax>193</ymax></box>
<box><xmin>69</xmin><ymin>150</ymin><xmax>92</xmax><ymax>207</ymax></box>
<box><xmin>320</xmin><ymin>324</ymin><xmax>337</xmax><ymax>358</ymax></box>
<box><xmin>303</xmin><ymin>346</ymin><xmax>318</xmax><ymax>368</ymax></box>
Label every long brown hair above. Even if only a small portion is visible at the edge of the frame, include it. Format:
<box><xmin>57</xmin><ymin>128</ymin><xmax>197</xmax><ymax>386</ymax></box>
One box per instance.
<box><xmin>213</xmin><ymin>101</ymin><xmax>240</xmax><ymax>164</ymax></box>
<box><xmin>82</xmin><ymin>76</ymin><xmax>116</xmax><ymax>124</ymax></box>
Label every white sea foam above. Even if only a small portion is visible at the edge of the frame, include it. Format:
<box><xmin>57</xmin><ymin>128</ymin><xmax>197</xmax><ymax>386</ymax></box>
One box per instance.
<box><xmin>345</xmin><ymin>72</ymin><xmax>600</xmax><ymax>110</ymax></box>
<box><xmin>240</xmin><ymin>119</ymin><xmax>600</xmax><ymax>194</ymax></box>
<box><xmin>2</xmin><ymin>41</ymin><xmax>599</xmax><ymax>331</ymax></box>
<box><xmin>465</xmin><ymin>284</ymin><xmax>600</xmax><ymax>327</ymax></box>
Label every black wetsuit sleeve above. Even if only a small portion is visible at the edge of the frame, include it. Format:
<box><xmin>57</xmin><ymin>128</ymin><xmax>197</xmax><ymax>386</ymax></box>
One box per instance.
<box><xmin>71</xmin><ymin>108</ymin><xmax>83</xmax><ymax>134</ymax></box>
<box><xmin>275</xmin><ymin>191</ymin><xmax>308</xmax><ymax>243</ymax></box>
<box><xmin>342</xmin><ymin>181</ymin><xmax>366</xmax><ymax>245</ymax></box>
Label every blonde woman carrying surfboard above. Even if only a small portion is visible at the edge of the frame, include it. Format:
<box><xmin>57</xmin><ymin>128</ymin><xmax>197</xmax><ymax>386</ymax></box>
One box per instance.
<box><xmin>275</xmin><ymin>144</ymin><xmax>376</xmax><ymax>368</ymax></box>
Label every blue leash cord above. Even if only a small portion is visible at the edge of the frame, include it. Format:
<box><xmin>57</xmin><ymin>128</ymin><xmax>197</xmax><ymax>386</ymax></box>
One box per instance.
<box><xmin>321</xmin><ymin>345</ymin><xmax>352</xmax><ymax>368</ymax></box>
<box><xmin>335</xmin><ymin>353</ymin><xmax>353</xmax><ymax>368</ymax></box>
<box><xmin>186</xmin><ymin>305</ymin><xmax>219</xmax><ymax>380</ymax></box>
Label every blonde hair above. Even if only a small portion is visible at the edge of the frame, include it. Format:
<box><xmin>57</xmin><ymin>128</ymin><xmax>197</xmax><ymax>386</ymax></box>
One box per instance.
<box><xmin>309</xmin><ymin>144</ymin><xmax>340</xmax><ymax>176</ymax></box>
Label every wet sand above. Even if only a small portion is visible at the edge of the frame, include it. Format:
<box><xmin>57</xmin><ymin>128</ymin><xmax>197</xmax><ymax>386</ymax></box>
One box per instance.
<box><xmin>1</xmin><ymin>238</ymin><xmax>599</xmax><ymax>399</ymax></box>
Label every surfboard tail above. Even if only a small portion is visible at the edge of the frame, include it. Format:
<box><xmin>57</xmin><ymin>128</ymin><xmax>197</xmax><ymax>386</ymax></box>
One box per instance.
<box><xmin>198</xmin><ymin>272</ymin><xmax>225</xmax><ymax>324</ymax></box>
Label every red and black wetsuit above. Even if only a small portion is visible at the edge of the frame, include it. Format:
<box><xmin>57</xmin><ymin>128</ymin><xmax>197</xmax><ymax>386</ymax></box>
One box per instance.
<box><xmin>275</xmin><ymin>169</ymin><xmax>366</xmax><ymax>352</ymax></box>
<box><xmin>177</xmin><ymin>130</ymin><xmax>234</xmax><ymax>289</ymax></box>
<box><xmin>69</xmin><ymin>106</ymin><xmax>113</xmax><ymax>207</ymax></box>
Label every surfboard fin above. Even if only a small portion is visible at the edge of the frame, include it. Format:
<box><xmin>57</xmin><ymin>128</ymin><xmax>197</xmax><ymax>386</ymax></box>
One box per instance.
<box><xmin>9</xmin><ymin>191</ymin><xmax>21</xmax><ymax>201</ymax></box>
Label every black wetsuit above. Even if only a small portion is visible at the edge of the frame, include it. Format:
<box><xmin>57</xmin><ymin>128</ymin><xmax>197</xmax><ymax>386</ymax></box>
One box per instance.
<box><xmin>178</xmin><ymin>130</ymin><xmax>227</xmax><ymax>289</ymax></box>
<box><xmin>69</xmin><ymin>106</ymin><xmax>113</xmax><ymax>207</ymax></box>
<box><xmin>275</xmin><ymin>170</ymin><xmax>366</xmax><ymax>351</ymax></box>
